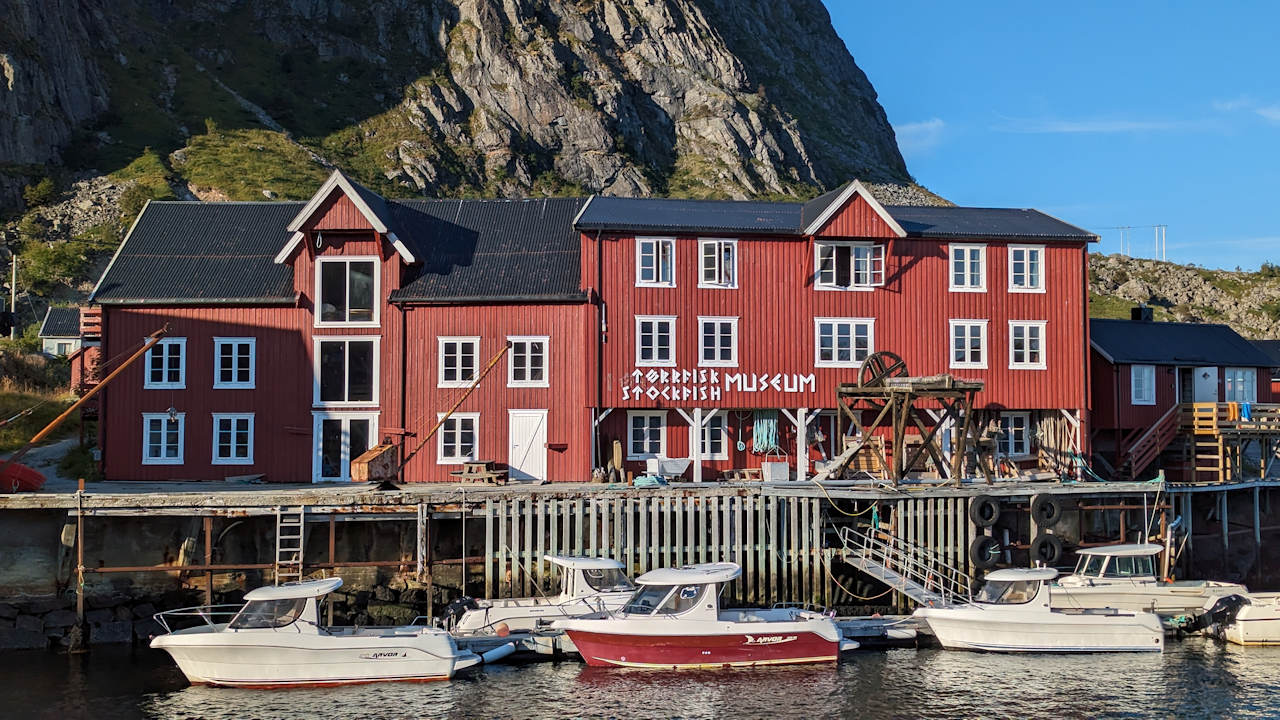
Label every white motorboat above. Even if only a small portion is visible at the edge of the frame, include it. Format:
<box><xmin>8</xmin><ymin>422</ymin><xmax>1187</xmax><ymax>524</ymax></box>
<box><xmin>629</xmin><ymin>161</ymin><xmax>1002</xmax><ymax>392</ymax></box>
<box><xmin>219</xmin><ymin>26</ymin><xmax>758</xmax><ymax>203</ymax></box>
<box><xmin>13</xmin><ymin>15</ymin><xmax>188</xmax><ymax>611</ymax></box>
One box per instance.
<box><xmin>1201</xmin><ymin>592</ymin><xmax>1280</xmax><ymax>645</ymax></box>
<box><xmin>151</xmin><ymin>577</ymin><xmax>504</xmax><ymax>687</ymax></box>
<box><xmin>914</xmin><ymin>568</ymin><xmax>1164</xmax><ymax>653</ymax></box>
<box><xmin>1052</xmin><ymin>543</ymin><xmax>1246</xmax><ymax>615</ymax></box>
<box><xmin>553</xmin><ymin>562</ymin><xmax>857</xmax><ymax>669</ymax></box>
<box><xmin>449</xmin><ymin>555</ymin><xmax>635</xmax><ymax>634</ymax></box>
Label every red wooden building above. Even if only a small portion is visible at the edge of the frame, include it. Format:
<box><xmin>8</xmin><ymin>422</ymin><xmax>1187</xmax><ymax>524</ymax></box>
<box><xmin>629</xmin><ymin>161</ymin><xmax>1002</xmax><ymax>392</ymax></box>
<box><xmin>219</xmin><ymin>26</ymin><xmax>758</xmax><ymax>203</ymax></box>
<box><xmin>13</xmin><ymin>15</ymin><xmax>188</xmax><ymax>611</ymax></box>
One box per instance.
<box><xmin>87</xmin><ymin>172</ymin><xmax>1097</xmax><ymax>483</ymax></box>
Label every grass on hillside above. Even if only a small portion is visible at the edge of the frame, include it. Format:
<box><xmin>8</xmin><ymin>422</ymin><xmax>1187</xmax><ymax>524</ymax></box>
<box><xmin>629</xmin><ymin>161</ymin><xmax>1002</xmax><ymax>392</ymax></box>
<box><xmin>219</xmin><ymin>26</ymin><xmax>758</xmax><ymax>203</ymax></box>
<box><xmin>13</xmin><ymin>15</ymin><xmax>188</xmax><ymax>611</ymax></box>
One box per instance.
<box><xmin>175</xmin><ymin>128</ymin><xmax>329</xmax><ymax>200</ymax></box>
<box><xmin>1089</xmin><ymin>293</ymin><xmax>1174</xmax><ymax>321</ymax></box>
<box><xmin>0</xmin><ymin>386</ymin><xmax>76</xmax><ymax>453</ymax></box>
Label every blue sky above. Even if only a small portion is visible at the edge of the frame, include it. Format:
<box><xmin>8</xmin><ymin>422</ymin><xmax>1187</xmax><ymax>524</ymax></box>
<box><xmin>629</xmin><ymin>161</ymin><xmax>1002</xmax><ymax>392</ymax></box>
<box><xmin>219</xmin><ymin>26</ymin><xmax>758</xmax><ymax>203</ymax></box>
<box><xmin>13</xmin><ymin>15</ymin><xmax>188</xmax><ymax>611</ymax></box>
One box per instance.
<box><xmin>826</xmin><ymin>1</ymin><xmax>1280</xmax><ymax>270</ymax></box>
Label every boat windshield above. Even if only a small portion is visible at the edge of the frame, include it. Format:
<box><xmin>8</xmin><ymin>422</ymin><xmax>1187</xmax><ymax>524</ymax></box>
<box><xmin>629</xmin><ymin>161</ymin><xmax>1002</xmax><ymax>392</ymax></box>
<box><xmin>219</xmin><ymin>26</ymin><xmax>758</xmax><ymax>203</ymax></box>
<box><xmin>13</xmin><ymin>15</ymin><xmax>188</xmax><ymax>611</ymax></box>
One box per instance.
<box><xmin>229</xmin><ymin>598</ymin><xmax>307</xmax><ymax>629</ymax></box>
<box><xmin>657</xmin><ymin>584</ymin><xmax>705</xmax><ymax>615</ymax></box>
<box><xmin>1103</xmin><ymin>555</ymin><xmax>1155</xmax><ymax>578</ymax></box>
<box><xmin>1075</xmin><ymin>555</ymin><xmax>1105</xmax><ymax>577</ymax></box>
<box><xmin>974</xmin><ymin>580</ymin><xmax>1039</xmax><ymax>605</ymax></box>
<box><xmin>583</xmin><ymin>568</ymin><xmax>634</xmax><ymax>593</ymax></box>
<box><xmin>622</xmin><ymin>585</ymin><xmax>673</xmax><ymax>615</ymax></box>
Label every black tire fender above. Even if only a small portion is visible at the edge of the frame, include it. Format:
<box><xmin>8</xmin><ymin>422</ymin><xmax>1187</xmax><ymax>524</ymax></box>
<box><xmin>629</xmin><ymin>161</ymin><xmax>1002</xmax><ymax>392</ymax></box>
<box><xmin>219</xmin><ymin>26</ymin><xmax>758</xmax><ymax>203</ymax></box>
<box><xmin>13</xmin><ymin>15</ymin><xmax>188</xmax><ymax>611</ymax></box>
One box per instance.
<box><xmin>968</xmin><ymin>535</ymin><xmax>1000</xmax><ymax>569</ymax></box>
<box><xmin>1031</xmin><ymin>494</ymin><xmax>1064</xmax><ymax>527</ymax></box>
<box><xmin>968</xmin><ymin>495</ymin><xmax>1001</xmax><ymax>528</ymax></box>
<box><xmin>1030</xmin><ymin>533</ymin><xmax>1064</xmax><ymax>565</ymax></box>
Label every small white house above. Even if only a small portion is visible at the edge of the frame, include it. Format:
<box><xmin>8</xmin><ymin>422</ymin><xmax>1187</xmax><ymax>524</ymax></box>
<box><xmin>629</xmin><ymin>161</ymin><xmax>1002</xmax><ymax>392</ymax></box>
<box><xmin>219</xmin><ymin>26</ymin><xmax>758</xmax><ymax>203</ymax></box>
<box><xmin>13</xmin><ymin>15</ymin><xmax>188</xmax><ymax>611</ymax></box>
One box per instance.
<box><xmin>38</xmin><ymin>306</ymin><xmax>82</xmax><ymax>356</ymax></box>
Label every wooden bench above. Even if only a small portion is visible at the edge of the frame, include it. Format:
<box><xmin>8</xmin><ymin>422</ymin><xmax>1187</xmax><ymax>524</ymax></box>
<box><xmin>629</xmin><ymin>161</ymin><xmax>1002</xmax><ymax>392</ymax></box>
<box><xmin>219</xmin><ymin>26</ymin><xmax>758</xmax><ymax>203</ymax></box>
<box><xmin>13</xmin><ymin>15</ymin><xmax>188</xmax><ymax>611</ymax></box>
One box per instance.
<box><xmin>720</xmin><ymin>468</ymin><xmax>762</xmax><ymax>482</ymax></box>
<box><xmin>449</xmin><ymin>460</ymin><xmax>509</xmax><ymax>485</ymax></box>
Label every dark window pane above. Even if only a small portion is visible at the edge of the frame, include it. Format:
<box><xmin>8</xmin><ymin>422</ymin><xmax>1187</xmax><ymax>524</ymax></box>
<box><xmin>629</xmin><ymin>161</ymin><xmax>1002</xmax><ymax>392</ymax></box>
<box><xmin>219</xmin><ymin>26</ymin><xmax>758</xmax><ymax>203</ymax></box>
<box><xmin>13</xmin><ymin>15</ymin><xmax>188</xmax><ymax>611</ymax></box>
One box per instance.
<box><xmin>349</xmin><ymin>262</ymin><xmax>375</xmax><ymax>322</ymax></box>
<box><xmin>320</xmin><ymin>262</ymin><xmax>347</xmax><ymax>322</ymax></box>
<box><xmin>321</xmin><ymin>419</ymin><xmax>343</xmax><ymax>478</ymax></box>
<box><xmin>350</xmin><ymin>419</ymin><xmax>370</xmax><ymax>461</ymax></box>
<box><xmin>320</xmin><ymin>341</ymin><xmax>346</xmax><ymax>402</ymax></box>
<box><xmin>835</xmin><ymin>246</ymin><xmax>852</xmax><ymax>287</ymax></box>
<box><xmin>348</xmin><ymin>342</ymin><xmax>374</xmax><ymax>402</ymax></box>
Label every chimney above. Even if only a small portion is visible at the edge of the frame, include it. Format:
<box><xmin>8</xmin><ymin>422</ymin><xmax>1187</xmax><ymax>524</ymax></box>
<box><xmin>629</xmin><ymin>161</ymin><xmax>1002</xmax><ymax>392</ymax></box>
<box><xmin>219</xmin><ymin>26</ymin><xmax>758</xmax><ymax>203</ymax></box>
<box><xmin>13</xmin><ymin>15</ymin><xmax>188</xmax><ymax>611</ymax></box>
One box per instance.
<box><xmin>1131</xmin><ymin>305</ymin><xmax>1154</xmax><ymax>322</ymax></box>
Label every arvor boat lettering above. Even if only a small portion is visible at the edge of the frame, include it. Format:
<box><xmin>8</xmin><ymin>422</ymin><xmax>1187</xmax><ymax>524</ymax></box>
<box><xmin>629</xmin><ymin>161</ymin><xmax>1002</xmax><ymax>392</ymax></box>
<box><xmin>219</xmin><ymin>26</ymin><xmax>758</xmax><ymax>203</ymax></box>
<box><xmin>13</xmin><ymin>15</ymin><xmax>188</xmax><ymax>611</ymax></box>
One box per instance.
<box><xmin>743</xmin><ymin>635</ymin><xmax>798</xmax><ymax>645</ymax></box>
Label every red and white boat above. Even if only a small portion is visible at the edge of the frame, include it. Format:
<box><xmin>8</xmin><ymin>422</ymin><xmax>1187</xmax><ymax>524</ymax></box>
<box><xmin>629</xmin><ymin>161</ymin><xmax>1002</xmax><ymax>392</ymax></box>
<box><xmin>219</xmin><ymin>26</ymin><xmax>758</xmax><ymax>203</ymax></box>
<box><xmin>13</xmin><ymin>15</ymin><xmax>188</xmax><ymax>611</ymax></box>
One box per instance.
<box><xmin>553</xmin><ymin>562</ymin><xmax>856</xmax><ymax>669</ymax></box>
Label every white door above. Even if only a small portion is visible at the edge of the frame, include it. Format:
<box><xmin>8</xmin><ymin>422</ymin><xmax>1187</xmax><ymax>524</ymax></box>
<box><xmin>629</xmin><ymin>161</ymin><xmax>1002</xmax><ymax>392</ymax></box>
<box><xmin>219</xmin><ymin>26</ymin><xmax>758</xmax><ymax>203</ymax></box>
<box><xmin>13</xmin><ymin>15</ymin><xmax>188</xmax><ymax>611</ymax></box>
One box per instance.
<box><xmin>313</xmin><ymin>412</ymin><xmax>378</xmax><ymax>482</ymax></box>
<box><xmin>1193</xmin><ymin>367</ymin><xmax>1219</xmax><ymax>403</ymax></box>
<box><xmin>508</xmin><ymin>410</ymin><xmax>548</xmax><ymax>481</ymax></box>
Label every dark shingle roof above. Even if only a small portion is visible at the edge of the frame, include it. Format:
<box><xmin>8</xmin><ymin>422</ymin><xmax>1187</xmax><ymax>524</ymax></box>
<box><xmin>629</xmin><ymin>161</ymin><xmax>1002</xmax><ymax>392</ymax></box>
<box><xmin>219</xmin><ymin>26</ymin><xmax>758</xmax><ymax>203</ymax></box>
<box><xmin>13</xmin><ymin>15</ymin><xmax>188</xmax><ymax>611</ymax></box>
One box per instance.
<box><xmin>1091</xmin><ymin>319</ymin><xmax>1276</xmax><ymax>367</ymax></box>
<box><xmin>390</xmin><ymin>197</ymin><xmax>587</xmax><ymax>302</ymax></box>
<box><xmin>574</xmin><ymin>196</ymin><xmax>803</xmax><ymax>235</ymax></box>
<box><xmin>38</xmin><ymin>306</ymin><xmax>80</xmax><ymax>337</ymax></box>
<box><xmin>1251</xmin><ymin>340</ymin><xmax>1280</xmax><ymax>367</ymax></box>
<box><xmin>91</xmin><ymin>202</ymin><xmax>299</xmax><ymax>305</ymax></box>
<box><xmin>885</xmin><ymin>206</ymin><xmax>1096</xmax><ymax>240</ymax></box>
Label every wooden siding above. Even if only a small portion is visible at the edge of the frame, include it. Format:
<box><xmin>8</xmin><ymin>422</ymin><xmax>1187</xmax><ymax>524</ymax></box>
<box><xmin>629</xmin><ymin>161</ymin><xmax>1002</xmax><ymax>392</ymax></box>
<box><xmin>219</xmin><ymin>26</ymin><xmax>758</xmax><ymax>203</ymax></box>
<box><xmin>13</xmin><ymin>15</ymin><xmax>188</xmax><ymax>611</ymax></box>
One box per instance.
<box><xmin>400</xmin><ymin>303</ymin><xmax>593</xmax><ymax>483</ymax></box>
<box><xmin>306</xmin><ymin>192</ymin><xmax>373</xmax><ymax>231</ymax></box>
<box><xmin>1093</xmin><ymin>356</ymin><xmax>1275</xmax><ymax>430</ymax></box>
<box><xmin>586</xmin><ymin>233</ymin><xmax>1089</xmax><ymax>412</ymax></box>
<box><xmin>813</xmin><ymin>193</ymin><xmax>900</xmax><ymax>238</ymax></box>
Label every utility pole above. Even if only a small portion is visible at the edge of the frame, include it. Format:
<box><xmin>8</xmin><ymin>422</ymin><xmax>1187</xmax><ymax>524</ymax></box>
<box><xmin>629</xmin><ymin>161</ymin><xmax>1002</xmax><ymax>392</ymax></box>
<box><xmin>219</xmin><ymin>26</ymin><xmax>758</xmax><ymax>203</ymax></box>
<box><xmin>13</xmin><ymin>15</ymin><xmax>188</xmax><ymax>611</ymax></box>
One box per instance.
<box><xmin>9</xmin><ymin>255</ymin><xmax>15</xmax><ymax>340</ymax></box>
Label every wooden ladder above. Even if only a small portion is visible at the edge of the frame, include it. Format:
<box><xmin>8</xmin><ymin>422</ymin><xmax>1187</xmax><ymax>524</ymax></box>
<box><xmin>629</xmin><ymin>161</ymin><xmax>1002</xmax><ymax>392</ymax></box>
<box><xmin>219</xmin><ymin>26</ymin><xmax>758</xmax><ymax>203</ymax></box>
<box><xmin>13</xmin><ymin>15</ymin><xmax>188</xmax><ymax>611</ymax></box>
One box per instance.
<box><xmin>274</xmin><ymin>505</ymin><xmax>306</xmax><ymax>585</ymax></box>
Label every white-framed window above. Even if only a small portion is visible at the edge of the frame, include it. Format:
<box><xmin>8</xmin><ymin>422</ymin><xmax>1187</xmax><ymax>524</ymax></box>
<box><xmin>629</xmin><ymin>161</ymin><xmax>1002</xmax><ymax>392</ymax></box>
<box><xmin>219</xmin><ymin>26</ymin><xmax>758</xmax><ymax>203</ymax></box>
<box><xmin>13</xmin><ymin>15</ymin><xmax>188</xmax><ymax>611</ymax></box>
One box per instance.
<box><xmin>635</xmin><ymin>315</ymin><xmax>676</xmax><ymax>367</ymax></box>
<box><xmin>315</xmin><ymin>256</ymin><xmax>378</xmax><ymax>326</ymax></box>
<box><xmin>508</xmin><ymin>336</ymin><xmax>549</xmax><ymax>387</ymax></box>
<box><xmin>314</xmin><ymin>411</ymin><xmax>378</xmax><ymax>482</ymax></box>
<box><xmin>315</xmin><ymin>336</ymin><xmax>378</xmax><ymax>405</ymax></box>
<box><xmin>636</xmin><ymin>237</ymin><xmax>675</xmax><ymax>287</ymax></box>
<box><xmin>1009</xmin><ymin>321</ymin><xmax>1047</xmax><ymax>370</ymax></box>
<box><xmin>1009</xmin><ymin>245</ymin><xmax>1045</xmax><ymax>293</ymax></box>
<box><xmin>438</xmin><ymin>336</ymin><xmax>480</xmax><ymax>388</ymax></box>
<box><xmin>699</xmin><ymin>238</ymin><xmax>737</xmax><ymax>289</ymax></box>
<box><xmin>814</xmin><ymin>318</ymin><xmax>874</xmax><ymax>367</ymax></box>
<box><xmin>211</xmin><ymin>413</ymin><xmax>254</xmax><ymax>465</ymax></box>
<box><xmin>437</xmin><ymin>412</ymin><xmax>479</xmax><ymax>464</ymax></box>
<box><xmin>627</xmin><ymin>411</ymin><xmax>666</xmax><ymax>460</ymax></box>
<box><xmin>698</xmin><ymin>316</ymin><xmax>738</xmax><ymax>367</ymax></box>
<box><xmin>949</xmin><ymin>244</ymin><xmax>986</xmax><ymax>292</ymax></box>
<box><xmin>1131</xmin><ymin>364</ymin><xmax>1156</xmax><ymax>406</ymax></box>
<box><xmin>1225</xmin><ymin>367</ymin><xmax>1258</xmax><ymax>403</ymax></box>
<box><xmin>696</xmin><ymin>414</ymin><xmax>728</xmax><ymax>461</ymax></box>
<box><xmin>998</xmin><ymin>412</ymin><xmax>1032</xmax><ymax>458</ymax></box>
<box><xmin>950</xmin><ymin>320</ymin><xmax>988</xmax><ymax>369</ymax></box>
<box><xmin>56</xmin><ymin>342</ymin><xmax>71</xmax><ymax>355</ymax></box>
<box><xmin>213</xmin><ymin>337</ymin><xmax>255</xmax><ymax>389</ymax></box>
<box><xmin>815</xmin><ymin>241</ymin><xmax>885</xmax><ymax>290</ymax></box>
<box><xmin>144</xmin><ymin>338</ymin><xmax>186</xmax><ymax>389</ymax></box>
<box><xmin>142</xmin><ymin>413</ymin><xmax>184</xmax><ymax>465</ymax></box>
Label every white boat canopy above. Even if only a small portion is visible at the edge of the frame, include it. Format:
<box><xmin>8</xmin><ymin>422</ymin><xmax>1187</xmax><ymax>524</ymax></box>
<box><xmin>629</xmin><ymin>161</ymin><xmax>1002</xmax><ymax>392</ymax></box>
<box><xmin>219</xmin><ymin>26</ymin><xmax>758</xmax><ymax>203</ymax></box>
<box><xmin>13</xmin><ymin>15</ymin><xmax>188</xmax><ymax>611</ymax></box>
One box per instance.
<box><xmin>543</xmin><ymin>555</ymin><xmax>625</xmax><ymax>570</ymax></box>
<box><xmin>985</xmin><ymin>567</ymin><xmax>1059</xmax><ymax>582</ymax></box>
<box><xmin>1075</xmin><ymin>543</ymin><xmax>1163</xmax><ymax>557</ymax></box>
<box><xmin>243</xmin><ymin>577</ymin><xmax>344</xmax><ymax>601</ymax></box>
<box><xmin>636</xmin><ymin>562</ymin><xmax>741</xmax><ymax>586</ymax></box>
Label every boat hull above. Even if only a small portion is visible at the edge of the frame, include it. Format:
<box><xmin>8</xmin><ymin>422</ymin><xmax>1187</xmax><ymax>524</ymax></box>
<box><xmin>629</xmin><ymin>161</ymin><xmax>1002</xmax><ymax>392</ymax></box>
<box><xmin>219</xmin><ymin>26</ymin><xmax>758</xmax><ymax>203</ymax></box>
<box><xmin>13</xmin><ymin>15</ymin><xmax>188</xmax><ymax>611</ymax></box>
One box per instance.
<box><xmin>1051</xmin><ymin>581</ymin><xmax>1246</xmax><ymax>615</ymax></box>
<box><xmin>151</xmin><ymin>630</ymin><xmax>475</xmax><ymax>687</ymax></box>
<box><xmin>1216</xmin><ymin>593</ymin><xmax>1280</xmax><ymax>646</ymax></box>
<box><xmin>916</xmin><ymin>607</ymin><xmax>1164</xmax><ymax>653</ymax></box>
<box><xmin>564</xmin><ymin>629</ymin><xmax>839</xmax><ymax>668</ymax></box>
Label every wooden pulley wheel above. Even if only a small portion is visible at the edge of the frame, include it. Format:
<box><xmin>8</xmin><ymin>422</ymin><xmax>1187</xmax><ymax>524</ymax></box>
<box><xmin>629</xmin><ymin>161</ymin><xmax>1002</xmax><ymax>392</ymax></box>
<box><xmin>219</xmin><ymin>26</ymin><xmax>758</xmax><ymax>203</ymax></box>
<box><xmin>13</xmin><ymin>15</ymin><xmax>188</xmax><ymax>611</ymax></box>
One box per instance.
<box><xmin>857</xmin><ymin>351</ymin><xmax>909</xmax><ymax>388</ymax></box>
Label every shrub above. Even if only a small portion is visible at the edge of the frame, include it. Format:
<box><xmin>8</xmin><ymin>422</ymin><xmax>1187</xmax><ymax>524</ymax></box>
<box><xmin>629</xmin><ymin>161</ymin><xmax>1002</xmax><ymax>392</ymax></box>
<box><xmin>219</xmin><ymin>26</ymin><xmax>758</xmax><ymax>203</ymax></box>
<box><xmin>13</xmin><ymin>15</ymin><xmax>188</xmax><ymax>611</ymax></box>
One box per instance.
<box><xmin>18</xmin><ymin>240</ymin><xmax>89</xmax><ymax>293</ymax></box>
<box><xmin>21</xmin><ymin>177</ymin><xmax>57</xmax><ymax>207</ymax></box>
<box><xmin>16</xmin><ymin>213</ymin><xmax>45</xmax><ymax>242</ymax></box>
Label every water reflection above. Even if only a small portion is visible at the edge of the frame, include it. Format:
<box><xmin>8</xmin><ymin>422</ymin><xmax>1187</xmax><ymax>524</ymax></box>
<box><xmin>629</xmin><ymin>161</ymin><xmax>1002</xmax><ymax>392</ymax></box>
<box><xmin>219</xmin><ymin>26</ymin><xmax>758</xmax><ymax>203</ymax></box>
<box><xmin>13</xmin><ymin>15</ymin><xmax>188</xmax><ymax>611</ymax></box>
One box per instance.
<box><xmin>5</xmin><ymin>639</ymin><xmax>1280</xmax><ymax>719</ymax></box>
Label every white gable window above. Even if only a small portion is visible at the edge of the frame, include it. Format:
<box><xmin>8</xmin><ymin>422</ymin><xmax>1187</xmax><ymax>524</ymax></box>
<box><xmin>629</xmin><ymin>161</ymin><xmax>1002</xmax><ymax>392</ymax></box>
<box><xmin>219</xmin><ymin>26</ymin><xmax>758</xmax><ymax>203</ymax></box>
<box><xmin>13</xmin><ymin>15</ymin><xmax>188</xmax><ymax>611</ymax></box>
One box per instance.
<box><xmin>438</xmin><ymin>337</ymin><xmax>479</xmax><ymax>388</ymax></box>
<box><xmin>950</xmin><ymin>320</ymin><xmax>988</xmax><ymax>369</ymax></box>
<box><xmin>142</xmin><ymin>412</ymin><xmax>184</xmax><ymax>465</ymax></box>
<box><xmin>1009</xmin><ymin>321</ymin><xmax>1047</xmax><ymax>370</ymax></box>
<box><xmin>144</xmin><ymin>338</ymin><xmax>186</xmax><ymax>389</ymax></box>
<box><xmin>636</xmin><ymin>237</ymin><xmax>675</xmax><ymax>287</ymax></box>
<box><xmin>950</xmin><ymin>244</ymin><xmax>986</xmax><ymax>291</ymax></box>
<box><xmin>1225</xmin><ymin>367</ymin><xmax>1257</xmax><ymax>403</ymax></box>
<box><xmin>508</xmin><ymin>336</ymin><xmax>549</xmax><ymax>387</ymax></box>
<box><xmin>699</xmin><ymin>238</ymin><xmax>737</xmax><ymax>289</ymax></box>
<box><xmin>316</xmin><ymin>257</ymin><xmax>378</xmax><ymax>325</ymax></box>
<box><xmin>815</xmin><ymin>242</ymin><xmax>884</xmax><ymax>290</ymax></box>
<box><xmin>814</xmin><ymin>318</ymin><xmax>874</xmax><ymax>367</ymax></box>
<box><xmin>1131</xmin><ymin>364</ymin><xmax>1156</xmax><ymax>405</ymax></box>
<box><xmin>698</xmin><ymin>316</ymin><xmax>738</xmax><ymax>367</ymax></box>
<box><xmin>1009</xmin><ymin>245</ymin><xmax>1045</xmax><ymax>293</ymax></box>
<box><xmin>316</xmin><ymin>337</ymin><xmax>378</xmax><ymax>405</ymax></box>
<box><xmin>213</xmin><ymin>338</ymin><xmax>256</xmax><ymax>389</ymax></box>
<box><xmin>697</xmin><ymin>414</ymin><xmax>728</xmax><ymax>461</ymax></box>
<box><xmin>627</xmin><ymin>411</ymin><xmax>666</xmax><ymax>460</ymax></box>
<box><xmin>437</xmin><ymin>413</ymin><xmax>479</xmax><ymax>464</ymax></box>
<box><xmin>998</xmin><ymin>412</ymin><xmax>1032</xmax><ymax>458</ymax></box>
<box><xmin>636</xmin><ymin>315</ymin><xmax>676</xmax><ymax>367</ymax></box>
<box><xmin>212</xmin><ymin>413</ymin><xmax>254</xmax><ymax>465</ymax></box>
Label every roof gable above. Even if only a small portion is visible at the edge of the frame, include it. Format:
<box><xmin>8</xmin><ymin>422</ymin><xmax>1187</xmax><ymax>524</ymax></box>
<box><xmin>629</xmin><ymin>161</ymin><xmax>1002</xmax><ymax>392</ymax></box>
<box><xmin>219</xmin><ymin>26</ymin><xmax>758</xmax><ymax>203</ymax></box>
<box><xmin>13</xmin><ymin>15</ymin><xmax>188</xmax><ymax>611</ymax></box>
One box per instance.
<box><xmin>800</xmin><ymin>180</ymin><xmax>906</xmax><ymax>237</ymax></box>
<box><xmin>1090</xmin><ymin>318</ymin><xmax>1275</xmax><ymax>367</ymax></box>
<box><xmin>39</xmin><ymin>306</ymin><xmax>81</xmax><ymax>337</ymax></box>
<box><xmin>279</xmin><ymin>170</ymin><xmax>415</xmax><ymax>264</ymax></box>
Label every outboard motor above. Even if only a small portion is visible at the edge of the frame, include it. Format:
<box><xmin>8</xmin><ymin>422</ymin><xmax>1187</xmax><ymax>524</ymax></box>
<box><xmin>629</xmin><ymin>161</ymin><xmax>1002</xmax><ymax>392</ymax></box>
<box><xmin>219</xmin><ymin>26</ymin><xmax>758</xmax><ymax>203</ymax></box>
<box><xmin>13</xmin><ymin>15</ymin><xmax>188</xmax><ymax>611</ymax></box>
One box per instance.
<box><xmin>1190</xmin><ymin>594</ymin><xmax>1250</xmax><ymax>637</ymax></box>
<box><xmin>442</xmin><ymin>596</ymin><xmax>479</xmax><ymax>630</ymax></box>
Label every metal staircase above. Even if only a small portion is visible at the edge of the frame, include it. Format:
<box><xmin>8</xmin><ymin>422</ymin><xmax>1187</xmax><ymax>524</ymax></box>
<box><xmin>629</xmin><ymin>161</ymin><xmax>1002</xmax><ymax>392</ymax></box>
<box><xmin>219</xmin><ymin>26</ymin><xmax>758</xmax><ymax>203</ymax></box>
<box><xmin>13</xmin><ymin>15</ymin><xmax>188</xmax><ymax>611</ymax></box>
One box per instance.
<box><xmin>274</xmin><ymin>506</ymin><xmax>306</xmax><ymax>585</ymax></box>
<box><xmin>836</xmin><ymin>525</ymin><xmax>972</xmax><ymax>607</ymax></box>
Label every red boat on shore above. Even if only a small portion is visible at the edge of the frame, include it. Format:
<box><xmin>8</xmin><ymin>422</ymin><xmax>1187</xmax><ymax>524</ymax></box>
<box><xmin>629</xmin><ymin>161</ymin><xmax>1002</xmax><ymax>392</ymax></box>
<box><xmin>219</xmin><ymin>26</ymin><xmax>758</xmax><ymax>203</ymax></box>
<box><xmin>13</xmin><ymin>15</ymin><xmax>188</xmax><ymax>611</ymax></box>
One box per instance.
<box><xmin>0</xmin><ymin>462</ymin><xmax>46</xmax><ymax>493</ymax></box>
<box><xmin>554</xmin><ymin>563</ymin><xmax>856</xmax><ymax>669</ymax></box>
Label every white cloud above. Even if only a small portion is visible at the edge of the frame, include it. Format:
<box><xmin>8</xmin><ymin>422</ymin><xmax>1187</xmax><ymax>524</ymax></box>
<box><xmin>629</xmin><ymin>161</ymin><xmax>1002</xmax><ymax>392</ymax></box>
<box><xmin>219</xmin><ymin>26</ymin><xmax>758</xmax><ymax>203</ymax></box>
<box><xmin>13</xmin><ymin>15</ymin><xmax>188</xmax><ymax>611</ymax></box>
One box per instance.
<box><xmin>894</xmin><ymin>118</ymin><xmax>945</xmax><ymax>155</ymax></box>
<box><xmin>1212</xmin><ymin>96</ymin><xmax>1255</xmax><ymax>112</ymax></box>
<box><xmin>1256</xmin><ymin>106</ymin><xmax>1280</xmax><ymax>123</ymax></box>
<box><xmin>992</xmin><ymin>116</ymin><xmax>1181</xmax><ymax>134</ymax></box>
